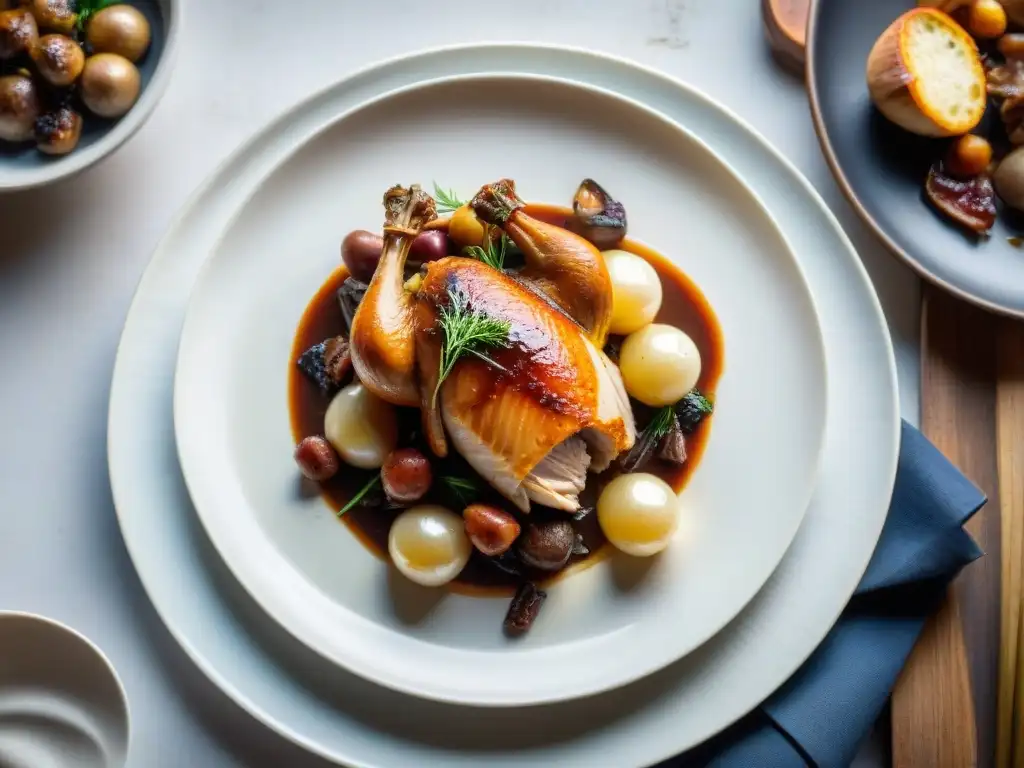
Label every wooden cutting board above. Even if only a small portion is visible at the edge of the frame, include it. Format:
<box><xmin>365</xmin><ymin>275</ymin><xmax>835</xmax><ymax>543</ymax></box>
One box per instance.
<box><xmin>904</xmin><ymin>286</ymin><xmax>1000</xmax><ymax>768</ymax></box>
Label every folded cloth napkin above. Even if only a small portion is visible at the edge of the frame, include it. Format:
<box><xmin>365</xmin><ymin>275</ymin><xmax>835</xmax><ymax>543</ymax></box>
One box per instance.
<box><xmin>660</xmin><ymin>421</ymin><xmax>986</xmax><ymax>768</ymax></box>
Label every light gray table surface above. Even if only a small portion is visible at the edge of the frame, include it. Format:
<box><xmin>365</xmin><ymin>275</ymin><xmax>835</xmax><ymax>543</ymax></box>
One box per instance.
<box><xmin>0</xmin><ymin>1</ymin><xmax>918</xmax><ymax>765</ymax></box>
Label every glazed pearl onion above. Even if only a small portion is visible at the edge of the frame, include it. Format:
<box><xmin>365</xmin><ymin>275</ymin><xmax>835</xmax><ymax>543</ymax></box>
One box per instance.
<box><xmin>323</xmin><ymin>382</ymin><xmax>398</xmax><ymax>469</ymax></box>
<box><xmin>597</xmin><ymin>473</ymin><xmax>681</xmax><ymax>557</ymax></box>
<box><xmin>603</xmin><ymin>249</ymin><xmax>663</xmax><ymax>335</ymax></box>
<box><xmin>618</xmin><ymin>324</ymin><xmax>701</xmax><ymax>407</ymax></box>
<box><xmin>388</xmin><ymin>506</ymin><xmax>471</xmax><ymax>587</ymax></box>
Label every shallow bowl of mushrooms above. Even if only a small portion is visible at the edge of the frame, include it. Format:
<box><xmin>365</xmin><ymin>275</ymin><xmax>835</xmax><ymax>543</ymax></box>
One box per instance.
<box><xmin>0</xmin><ymin>0</ymin><xmax>177</xmax><ymax>191</ymax></box>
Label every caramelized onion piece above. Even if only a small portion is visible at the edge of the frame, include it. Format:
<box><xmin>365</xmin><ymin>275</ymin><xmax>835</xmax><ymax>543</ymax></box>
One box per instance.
<box><xmin>504</xmin><ymin>582</ymin><xmax>547</xmax><ymax>637</ymax></box>
<box><xmin>986</xmin><ymin>58</ymin><xmax>1024</xmax><ymax>101</ymax></box>
<box><xmin>924</xmin><ymin>164</ymin><xmax>997</xmax><ymax>234</ymax></box>
<box><xmin>564</xmin><ymin>178</ymin><xmax>627</xmax><ymax>250</ymax></box>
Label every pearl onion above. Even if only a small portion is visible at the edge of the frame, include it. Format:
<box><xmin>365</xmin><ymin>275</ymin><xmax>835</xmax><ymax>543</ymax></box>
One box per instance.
<box><xmin>388</xmin><ymin>506</ymin><xmax>471</xmax><ymax>587</ymax></box>
<box><xmin>597</xmin><ymin>473</ymin><xmax>680</xmax><ymax>557</ymax></box>
<box><xmin>618</xmin><ymin>324</ymin><xmax>702</xmax><ymax>406</ymax></box>
<box><xmin>603</xmin><ymin>249</ymin><xmax>663</xmax><ymax>335</ymax></box>
<box><xmin>323</xmin><ymin>383</ymin><xmax>398</xmax><ymax>469</ymax></box>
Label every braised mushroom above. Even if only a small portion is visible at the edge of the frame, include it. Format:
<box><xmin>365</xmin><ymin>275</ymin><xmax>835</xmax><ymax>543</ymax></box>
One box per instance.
<box><xmin>31</xmin><ymin>34</ymin><xmax>85</xmax><ymax>86</ymax></box>
<box><xmin>0</xmin><ymin>7</ymin><xmax>37</xmax><ymax>59</ymax></box>
<box><xmin>0</xmin><ymin>73</ymin><xmax>39</xmax><ymax>142</ymax></box>
<box><xmin>80</xmin><ymin>52</ymin><xmax>140</xmax><ymax>118</ymax></box>
<box><xmin>35</xmin><ymin>105</ymin><xmax>82</xmax><ymax>155</ymax></box>
<box><xmin>86</xmin><ymin>4</ymin><xmax>151</xmax><ymax>63</ymax></box>
<box><xmin>564</xmin><ymin>178</ymin><xmax>627</xmax><ymax>250</ymax></box>
<box><xmin>517</xmin><ymin>519</ymin><xmax>575</xmax><ymax>572</ymax></box>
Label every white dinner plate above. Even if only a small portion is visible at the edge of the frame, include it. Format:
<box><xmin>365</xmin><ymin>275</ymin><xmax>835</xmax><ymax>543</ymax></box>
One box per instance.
<box><xmin>172</xmin><ymin>74</ymin><xmax>827</xmax><ymax>706</ymax></box>
<box><xmin>109</xmin><ymin>45</ymin><xmax>898</xmax><ymax>765</ymax></box>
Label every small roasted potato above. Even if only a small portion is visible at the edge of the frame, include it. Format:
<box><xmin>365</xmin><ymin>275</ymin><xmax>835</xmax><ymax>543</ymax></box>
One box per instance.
<box><xmin>448</xmin><ymin>204</ymin><xmax>488</xmax><ymax>248</ymax></box>
<box><xmin>29</xmin><ymin>0</ymin><xmax>75</xmax><ymax>33</ymax></box>
<box><xmin>998</xmin><ymin>33</ymin><xmax>1024</xmax><ymax>59</ymax></box>
<box><xmin>0</xmin><ymin>8</ymin><xmax>37</xmax><ymax>59</ymax></box>
<box><xmin>967</xmin><ymin>0</ymin><xmax>1007</xmax><ymax>38</ymax></box>
<box><xmin>380</xmin><ymin>448</ymin><xmax>432</xmax><ymax>503</ymax></box>
<box><xmin>35</xmin><ymin>105</ymin><xmax>82</xmax><ymax>155</ymax></box>
<box><xmin>31</xmin><ymin>34</ymin><xmax>85</xmax><ymax>86</ymax></box>
<box><xmin>80</xmin><ymin>52</ymin><xmax>140</xmax><ymax>118</ymax></box>
<box><xmin>294</xmin><ymin>436</ymin><xmax>340</xmax><ymax>481</ymax></box>
<box><xmin>86</xmin><ymin>4</ymin><xmax>151</xmax><ymax>62</ymax></box>
<box><xmin>463</xmin><ymin>504</ymin><xmax>521</xmax><ymax>556</ymax></box>
<box><xmin>945</xmin><ymin>134</ymin><xmax>993</xmax><ymax>178</ymax></box>
<box><xmin>0</xmin><ymin>73</ymin><xmax>40</xmax><ymax>142</ymax></box>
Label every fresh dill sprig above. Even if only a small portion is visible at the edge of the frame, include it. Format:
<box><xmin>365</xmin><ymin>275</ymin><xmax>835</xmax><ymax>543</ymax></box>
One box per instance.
<box><xmin>440</xmin><ymin>475</ymin><xmax>479</xmax><ymax>506</ymax></box>
<box><xmin>646</xmin><ymin>405</ymin><xmax>677</xmax><ymax>442</ymax></box>
<box><xmin>337</xmin><ymin>474</ymin><xmax>380</xmax><ymax>517</ymax></box>
<box><xmin>432</xmin><ymin>183</ymin><xmax>466</xmax><ymax>215</ymax></box>
<box><xmin>463</xmin><ymin>227</ymin><xmax>509</xmax><ymax>271</ymax></box>
<box><xmin>434</xmin><ymin>288</ymin><xmax>511</xmax><ymax>405</ymax></box>
<box><xmin>76</xmin><ymin>0</ymin><xmax>119</xmax><ymax>31</ymax></box>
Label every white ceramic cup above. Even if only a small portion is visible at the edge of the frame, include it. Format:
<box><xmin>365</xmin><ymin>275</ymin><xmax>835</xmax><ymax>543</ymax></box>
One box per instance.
<box><xmin>0</xmin><ymin>612</ymin><xmax>129</xmax><ymax>768</ymax></box>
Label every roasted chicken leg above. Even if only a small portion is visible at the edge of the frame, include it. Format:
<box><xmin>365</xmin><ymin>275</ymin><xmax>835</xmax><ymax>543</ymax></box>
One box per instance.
<box><xmin>349</xmin><ymin>185</ymin><xmax>436</xmax><ymax>406</ymax></box>
<box><xmin>471</xmin><ymin>179</ymin><xmax>614</xmax><ymax>347</ymax></box>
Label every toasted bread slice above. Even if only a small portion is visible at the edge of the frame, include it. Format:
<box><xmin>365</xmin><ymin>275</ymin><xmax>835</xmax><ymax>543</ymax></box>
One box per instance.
<box><xmin>867</xmin><ymin>8</ymin><xmax>986</xmax><ymax>137</ymax></box>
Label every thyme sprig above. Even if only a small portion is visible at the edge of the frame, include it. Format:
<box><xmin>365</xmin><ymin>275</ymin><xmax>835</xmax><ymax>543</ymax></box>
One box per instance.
<box><xmin>337</xmin><ymin>474</ymin><xmax>380</xmax><ymax>517</ymax></box>
<box><xmin>463</xmin><ymin>226</ymin><xmax>509</xmax><ymax>271</ymax></box>
<box><xmin>440</xmin><ymin>475</ymin><xmax>479</xmax><ymax>506</ymax></box>
<box><xmin>434</xmin><ymin>288</ymin><xmax>511</xmax><ymax>406</ymax></box>
<box><xmin>432</xmin><ymin>183</ymin><xmax>466</xmax><ymax>215</ymax></box>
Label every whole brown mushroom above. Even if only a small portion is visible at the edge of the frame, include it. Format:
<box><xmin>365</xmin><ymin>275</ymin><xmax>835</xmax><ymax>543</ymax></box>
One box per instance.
<box><xmin>517</xmin><ymin>519</ymin><xmax>575</xmax><ymax>572</ymax></box>
<box><xmin>995</xmin><ymin>146</ymin><xmax>1024</xmax><ymax>212</ymax></box>
<box><xmin>80</xmin><ymin>52</ymin><xmax>140</xmax><ymax>118</ymax></box>
<box><xmin>30</xmin><ymin>0</ymin><xmax>75</xmax><ymax>34</ymax></box>
<box><xmin>30</xmin><ymin>33</ymin><xmax>84</xmax><ymax>86</ymax></box>
<box><xmin>0</xmin><ymin>7</ymin><xmax>37</xmax><ymax>59</ymax></box>
<box><xmin>86</xmin><ymin>4</ymin><xmax>151</xmax><ymax>62</ymax></box>
<box><xmin>0</xmin><ymin>72</ymin><xmax>40</xmax><ymax>142</ymax></box>
<box><xmin>35</xmin><ymin>105</ymin><xmax>82</xmax><ymax>155</ymax></box>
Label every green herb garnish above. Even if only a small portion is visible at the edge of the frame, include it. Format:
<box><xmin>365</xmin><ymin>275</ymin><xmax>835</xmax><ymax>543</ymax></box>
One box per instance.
<box><xmin>676</xmin><ymin>389</ymin><xmax>714</xmax><ymax>434</ymax></box>
<box><xmin>432</xmin><ymin>183</ymin><xmax>466</xmax><ymax>215</ymax></box>
<box><xmin>434</xmin><ymin>288</ymin><xmax>511</xmax><ymax>406</ymax></box>
<box><xmin>620</xmin><ymin>389</ymin><xmax>712</xmax><ymax>473</ymax></box>
<box><xmin>440</xmin><ymin>475</ymin><xmax>479</xmax><ymax>506</ymax></box>
<box><xmin>75</xmin><ymin>0</ymin><xmax>118</xmax><ymax>32</ymax></box>
<box><xmin>463</xmin><ymin>226</ymin><xmax>509</xmax><ymax>271</ymax></box>
<box><xmin>337</xmin><ymin>474</ymin><xmax>381</xmax><ymax>517</ymax></box>
<box><xmin>646</xmin><ymin>405</ymin><xmax>677</xmax><ymax>442</ymax></box>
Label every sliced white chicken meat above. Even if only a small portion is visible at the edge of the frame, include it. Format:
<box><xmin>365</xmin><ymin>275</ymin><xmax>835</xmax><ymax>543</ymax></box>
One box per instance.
<box><xmin>521</xmin><ymin>436</ymin><xmax>591</xmax><ymax>511</ymax></box>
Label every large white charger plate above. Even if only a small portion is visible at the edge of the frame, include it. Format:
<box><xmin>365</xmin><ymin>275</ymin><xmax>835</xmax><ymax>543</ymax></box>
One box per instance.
<box><xmin>172</xmin><ymin>75</ymin><xmax>827</xmax><ymax>706</ymax></box>
<box><xmin>108</xmin><ymin>44</ymin><xmax>898</xmax><ymax>766</ymax></box>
